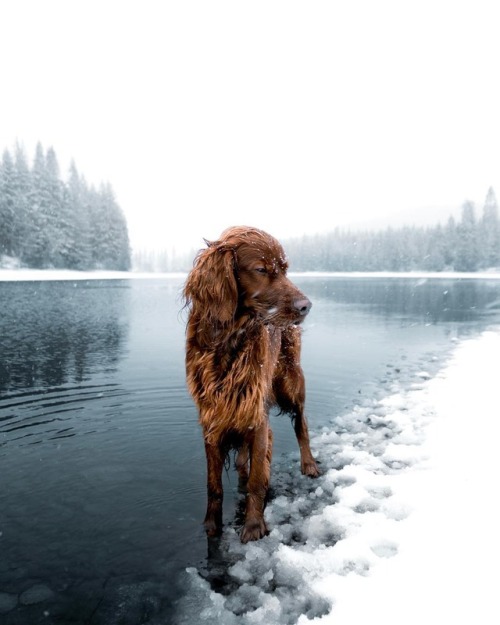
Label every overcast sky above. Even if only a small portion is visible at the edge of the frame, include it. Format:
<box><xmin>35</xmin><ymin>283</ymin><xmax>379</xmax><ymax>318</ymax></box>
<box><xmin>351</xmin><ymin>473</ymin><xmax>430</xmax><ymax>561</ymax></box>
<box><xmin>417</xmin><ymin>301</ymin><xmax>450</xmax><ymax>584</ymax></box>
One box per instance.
<box><xmin>1</xmin><ymin>0</ymin><xmax>500</xmax><ymax>253</ymax></box>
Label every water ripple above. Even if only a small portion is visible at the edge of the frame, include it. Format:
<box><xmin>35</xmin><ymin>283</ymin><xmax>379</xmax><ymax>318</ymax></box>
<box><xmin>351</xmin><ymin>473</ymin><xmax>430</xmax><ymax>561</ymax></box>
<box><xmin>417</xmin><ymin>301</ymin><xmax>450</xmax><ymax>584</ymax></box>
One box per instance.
<box><xmin>0</xmin><ymin>383</ymin><xmax>128</xmax><ymax>449</ymax></box>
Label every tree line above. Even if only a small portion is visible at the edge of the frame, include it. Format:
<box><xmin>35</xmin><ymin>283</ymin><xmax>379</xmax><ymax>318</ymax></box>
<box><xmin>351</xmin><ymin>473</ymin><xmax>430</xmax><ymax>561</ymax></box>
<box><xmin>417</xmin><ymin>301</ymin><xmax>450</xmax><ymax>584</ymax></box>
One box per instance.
<box><xmin>0</xmin><ymin>143</ymin><xmax>131</xmax><ymax>270</ymax></box>
<box><xmin>131</xmin><ymin>247</ymin><xmax>196</xmax><ymax>273</ymax></box>
<box><xmin>133</xmin><ymin>188</ymin><xmax>500</xmax><ymax>274</ymax></box>
<box><xmin>3</xmin><ymin>141</ymin><xmax>498</xmax><ymax>274</ymax></box>
<box><xmin>284</xmin><ymin>188</ymin><xmax>500</xmax><ymax>272</ymax></box>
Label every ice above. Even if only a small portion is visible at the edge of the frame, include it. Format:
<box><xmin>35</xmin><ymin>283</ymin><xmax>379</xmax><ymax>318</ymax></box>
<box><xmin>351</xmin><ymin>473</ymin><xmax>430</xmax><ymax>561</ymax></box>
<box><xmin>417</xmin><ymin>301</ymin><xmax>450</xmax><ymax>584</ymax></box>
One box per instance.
<box><xmin>174</xmin><ymin>329</ymin><xmax>500</xmax><ymax>624</ymax></box>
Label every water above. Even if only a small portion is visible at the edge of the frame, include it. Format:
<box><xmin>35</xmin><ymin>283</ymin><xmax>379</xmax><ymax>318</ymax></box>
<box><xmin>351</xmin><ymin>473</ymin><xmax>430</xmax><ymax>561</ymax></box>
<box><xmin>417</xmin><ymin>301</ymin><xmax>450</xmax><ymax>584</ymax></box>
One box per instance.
<box><xmin>1</xmin><ymin>275</ymin><xmax>500</xmax><ymax>624</ymax></box>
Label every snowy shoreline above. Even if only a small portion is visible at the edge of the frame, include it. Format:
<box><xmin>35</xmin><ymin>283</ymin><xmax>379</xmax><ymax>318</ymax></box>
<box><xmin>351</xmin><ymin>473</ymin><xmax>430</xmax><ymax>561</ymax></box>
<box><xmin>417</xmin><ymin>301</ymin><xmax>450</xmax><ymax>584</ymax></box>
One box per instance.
<box><xmin>0</xmin><ymin>269</ymin><xmax>187</xmax><ymax>282</ymax></box>
<box><xmin>305</xmin><ymin>329</ymin><xmax>500</xmax><ymax>624</ymax></box>
<box><xmin>175</xmin><ymin>329</ymin><xmax>500</xmax><ymax>624</ymax></box>
<box><xmin>1</xmin><ymin>268</ymin><xmax>500</xmax><ymax>282</ymax></box>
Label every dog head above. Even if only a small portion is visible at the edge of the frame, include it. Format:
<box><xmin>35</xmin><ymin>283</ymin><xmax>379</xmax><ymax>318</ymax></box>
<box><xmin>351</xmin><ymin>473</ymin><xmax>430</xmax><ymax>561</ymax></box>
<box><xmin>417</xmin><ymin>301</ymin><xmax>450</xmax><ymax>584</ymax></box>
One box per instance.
<box><xmin>183</xmin><ymin>226</ymin><xmax>311</xmax><ymax>329</ymax></box>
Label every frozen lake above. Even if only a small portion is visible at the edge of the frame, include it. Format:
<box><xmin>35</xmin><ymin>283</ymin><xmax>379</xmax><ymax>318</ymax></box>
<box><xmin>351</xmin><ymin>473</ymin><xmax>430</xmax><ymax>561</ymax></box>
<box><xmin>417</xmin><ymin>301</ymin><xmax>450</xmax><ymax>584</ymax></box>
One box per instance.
<box><xmin>1</xmin><ymin>275</ymin><xmax>500</xmax><ymax>624</ymax></box>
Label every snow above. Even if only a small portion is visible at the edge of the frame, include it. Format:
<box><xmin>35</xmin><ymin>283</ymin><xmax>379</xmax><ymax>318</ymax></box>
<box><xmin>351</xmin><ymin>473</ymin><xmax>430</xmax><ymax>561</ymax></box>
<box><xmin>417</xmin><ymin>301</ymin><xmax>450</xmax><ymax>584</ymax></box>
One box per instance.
<box><xmin>0</xmin><ymin>269</ymin><xmax>186</xmax><ymax>281</ymax></box>
<box><xmin>175</xmin><ymin>329</ymin><xmax>500</xmax><ymax>625</ymax></box>
<box><xmin>1</xmin><ymin>268</ymin><xmax>500</xmax><ymax>282</ymax></box>
<box><xmin>293</xmin><ymin>271</ymin><xmax>500</xmax><ymax>280</ymax></box>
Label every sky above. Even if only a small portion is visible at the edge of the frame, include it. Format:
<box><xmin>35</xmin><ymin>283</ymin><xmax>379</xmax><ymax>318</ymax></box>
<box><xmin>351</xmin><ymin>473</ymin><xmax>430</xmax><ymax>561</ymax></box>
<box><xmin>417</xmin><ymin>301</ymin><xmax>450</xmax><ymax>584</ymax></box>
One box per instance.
<box><xmin>175</xmin><ymin>329</ymin><xmax>500</xmax><ymax>624</ymax></box>
<box><xmin>1</xmin><ymin>0</ymin><xmax>500</xmax><ymax>253</ymax></box>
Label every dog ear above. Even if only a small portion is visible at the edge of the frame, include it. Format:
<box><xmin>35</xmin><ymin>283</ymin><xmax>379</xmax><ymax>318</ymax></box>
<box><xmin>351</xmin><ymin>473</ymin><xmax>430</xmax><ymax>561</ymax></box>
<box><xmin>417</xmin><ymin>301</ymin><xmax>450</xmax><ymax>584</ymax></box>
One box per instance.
<box><xmin>184</xmin><ymin>242</ymin><xmax>238</xmax><ymax>325</ymax></box>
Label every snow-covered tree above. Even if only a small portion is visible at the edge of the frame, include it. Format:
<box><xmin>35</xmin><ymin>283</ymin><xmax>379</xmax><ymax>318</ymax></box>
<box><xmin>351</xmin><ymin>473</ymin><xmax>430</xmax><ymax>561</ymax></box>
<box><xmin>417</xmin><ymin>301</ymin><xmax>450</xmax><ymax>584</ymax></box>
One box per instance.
<box><xmin>62</xmin><ymin>161</ymin><xmax>92</xmax><ymax>269</ymax></box>
<box><xmin>0</xmin><ymin>142</ymin><xmax>131</xmax><ymax>270</ymax></box>
<box><xmin>0</xmin><ymin>150</ymin><xmax>16</xmax><ymax>255</ymax></box>
<box><xmin>12</xmin><ymin>143</ymin><xmax>32</xmax><ymax>258</ymax></box>
<box><xmin>480</xmin><ymin>187</ymin><xmax>500</xmax><ymax>269</ymax></box>
<box><xmin>454</xmin><ymin>201</ymin><xmax>479</xmax><ymax>271</ymax></box>
<box><xmin>89</xmin><ymin>182</ymin><xmax>131</xmax><ymax>271</ymax></box>
<box><xmin>22</xmin><ymin>143</ymin><xmax>49</xmax><ymax>267</ymax></box>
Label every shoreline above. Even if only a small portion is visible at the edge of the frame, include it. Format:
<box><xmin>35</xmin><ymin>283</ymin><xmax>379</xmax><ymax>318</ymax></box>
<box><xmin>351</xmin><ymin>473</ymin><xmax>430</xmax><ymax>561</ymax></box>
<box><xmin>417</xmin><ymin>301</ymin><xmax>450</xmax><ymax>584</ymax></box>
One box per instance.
<box><xmin>1</xmin><ymin>268</ymin><xmax>500</xmax><ymax>282</ymax></box>
<box><xmin>176</xmin><ymin>328</ymin><xmax>500</xmax><ymax>624</ymax></box>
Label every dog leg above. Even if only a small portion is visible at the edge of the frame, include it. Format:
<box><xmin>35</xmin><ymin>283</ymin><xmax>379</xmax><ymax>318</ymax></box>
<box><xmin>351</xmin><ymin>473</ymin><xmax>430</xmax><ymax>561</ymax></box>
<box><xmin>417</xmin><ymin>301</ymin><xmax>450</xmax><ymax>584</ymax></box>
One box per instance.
<box><xmin>293</xmin><ymin>412</ymin><xmax>320</xmax><ymax>477</ymax></box>
<box><xmin>240</xmin><ymin>424</ymin><xmax>273</xmax><ymax>543</ymax></box>
<box><xmin>274</xmin><ymin>375</ymin><xmax>320</xmax><ymax>477</ymax></box>
<box><xmin>203</xmin><ymin>440</ymin><xmax>224</xmax><ymax>537</ymax></box>
<box><xmin>274</xmin><ymin>327</ymin><xmax>320</xmax><ymax>478</ymax></box>
<box><xmin>235</xmin><ymin>442</ymin><xmax>249</xmax><ymax>484</ymax></box>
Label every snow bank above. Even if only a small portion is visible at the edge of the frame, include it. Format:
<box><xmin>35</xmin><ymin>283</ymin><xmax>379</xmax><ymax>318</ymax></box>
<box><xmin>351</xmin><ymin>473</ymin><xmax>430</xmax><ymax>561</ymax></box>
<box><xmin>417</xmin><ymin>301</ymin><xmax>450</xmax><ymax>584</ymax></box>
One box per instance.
<box><xmin>0</xmin><ymin>269</ymin><xmax>186</xmax><ymax>281</ymax></box>
<box><xmin>2</xmin><ymin>268</ymin><xmax>500</xmax><ymax>282</ymax></box>
<box><xmin>174</xmin><ymin>330</ymin><xmax>500</xmax><ymax>624</ymax></box>
<box><xmin>292</xmin><ymin>270</ymin><xmax>500</xmax><ymax>280</ymax></box>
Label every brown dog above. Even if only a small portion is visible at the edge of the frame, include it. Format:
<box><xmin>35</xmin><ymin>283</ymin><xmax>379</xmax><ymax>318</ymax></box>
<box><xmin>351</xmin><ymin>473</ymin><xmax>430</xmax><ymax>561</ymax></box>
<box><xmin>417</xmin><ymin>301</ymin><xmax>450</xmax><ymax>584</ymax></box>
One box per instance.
<box><xmin>183</xmin><ymin>226</ymin><xmax>319</xmax><ymax>543</ymax></box>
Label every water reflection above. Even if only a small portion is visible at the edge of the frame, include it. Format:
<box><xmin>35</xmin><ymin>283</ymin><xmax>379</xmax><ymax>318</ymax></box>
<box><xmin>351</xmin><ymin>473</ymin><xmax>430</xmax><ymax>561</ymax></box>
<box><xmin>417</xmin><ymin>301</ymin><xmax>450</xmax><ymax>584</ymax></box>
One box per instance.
<box><xmin>296</xmin><ymin>277</ymin><xmax>500</xmax><ymax>324</ymax></box>
<box><xmin>0</xmin><ymin>281</ymin><xmax>129</xmax><ymax>392</ymax></box>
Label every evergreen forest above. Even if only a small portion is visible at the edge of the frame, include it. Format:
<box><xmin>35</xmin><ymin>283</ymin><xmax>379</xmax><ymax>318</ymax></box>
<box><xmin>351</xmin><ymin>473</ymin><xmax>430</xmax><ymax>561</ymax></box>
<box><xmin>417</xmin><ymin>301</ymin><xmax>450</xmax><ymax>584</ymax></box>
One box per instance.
<box><xmin>2</xmin><ymin>141</ymin><xmax>498</xmax><ymax>275</ymax></box>
<box><xmin>0</xmin><ymin>143</ymin><xmax>131</xmax><ymax>271</ymax></box>
<box><xmin>133</xmin><ymin>188</ymin><xmax>500</xmax><ymax>273</ymax></box>
<box><xmin>284</xmin><ymin>188</ymin><xmax>500</xmax><ymax>273</ymax></box>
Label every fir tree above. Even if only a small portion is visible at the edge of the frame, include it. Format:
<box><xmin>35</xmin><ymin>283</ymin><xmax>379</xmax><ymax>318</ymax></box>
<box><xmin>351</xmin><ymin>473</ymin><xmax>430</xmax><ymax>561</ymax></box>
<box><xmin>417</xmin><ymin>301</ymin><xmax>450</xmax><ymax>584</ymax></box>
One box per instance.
<box><xmin>455</xmin><ymin>201</ymin><xmax>479</xmax><ymax>271</ymax></box>
<box><xmin>423</xmin><ymin>224</ymin><xmax>446</xmax><ymax>271</ymax></box>
<box><xmin>23</xmin><ymin>143</ymin><xmax>52</xmax><ymax>267</ymax></box>
<box><xmin>0</xmin><ymin>142</ymin><xmax>131</xmax><ymax>271</ymax></box>
<box><xmin>12</xmin><ymin>143</ymin><xmax>31</xmax><ymax>258</ymax></box>
<box><xmin>443</xmin><ymin>216</ymin><xmax>457</xmax><ymax>268</ymax></box>
<box><xmin>45</xmin><ymin>147</ymin><xmax>67</xmax><ymax>267</ymax></box>
<box><xmin>89</xmin><ymin>183</ymin><xmax>131</xmax><ymax>271</ymax></box>
<box><xmin>0</xmin><ymin>150</ymin><xmax>16</xmax><ymax>255</ymax></box>
<box><xmin>64</xmin><ymin>162</ymin><xmax>92</xmax><ymax>269</ymax></box>
<box><xmin>480</xmin><ymin>187</ymin><xmax>500</xmax><ymax>269</ymax></box>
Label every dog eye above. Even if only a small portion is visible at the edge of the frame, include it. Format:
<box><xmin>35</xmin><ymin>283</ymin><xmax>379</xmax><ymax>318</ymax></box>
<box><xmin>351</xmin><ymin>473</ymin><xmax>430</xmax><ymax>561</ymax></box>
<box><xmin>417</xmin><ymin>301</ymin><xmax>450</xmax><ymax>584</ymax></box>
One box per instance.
<box><xmin>255</xmin><ymin>267</ymin><xmax>267</xmax><ymax>274</ymax></box>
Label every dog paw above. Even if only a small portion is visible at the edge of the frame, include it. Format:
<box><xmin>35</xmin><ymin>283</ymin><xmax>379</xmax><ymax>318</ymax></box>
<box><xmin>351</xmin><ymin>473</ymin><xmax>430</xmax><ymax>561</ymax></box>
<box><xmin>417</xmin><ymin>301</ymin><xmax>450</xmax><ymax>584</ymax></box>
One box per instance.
<box><xmin>204</xmin><ymin>518</ymin><xmax>222</xmax><ymax>537</ymax></box>
<box><xmin>302</xmin><ymin>460</ymin><xmax>321</xmax><ymax>478</ymax></box>
<box><xmin>240</xmin><ymin>518</ymin><xmax>269</xmax><ymax>543</ymax></box>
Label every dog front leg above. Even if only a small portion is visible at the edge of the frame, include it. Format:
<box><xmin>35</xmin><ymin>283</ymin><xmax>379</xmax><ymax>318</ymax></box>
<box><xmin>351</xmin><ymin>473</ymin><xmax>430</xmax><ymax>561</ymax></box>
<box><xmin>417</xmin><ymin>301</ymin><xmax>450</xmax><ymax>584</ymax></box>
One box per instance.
<box><xmin>240</xmin><ymin>424</ymin><xmax>273</xmax><ymax>543</ymax></box>
<box><xmin>275</xmin><ymin>327</ymin><xmax>320</xmax><ymax>477</ymax></box>
<box><xmin>293</xmin><ymin>411</ymin><xmax>320</xmax><ymax>477</ymax></box>
<box><xmin>235</xmin><ymin>442</ymin><xmax>249</xmax><ymax>486</ymax></box>
<box><xmin>203</xmin><ymin>440</ymin><xmax>224</xmax><ymax>537</ymax></box>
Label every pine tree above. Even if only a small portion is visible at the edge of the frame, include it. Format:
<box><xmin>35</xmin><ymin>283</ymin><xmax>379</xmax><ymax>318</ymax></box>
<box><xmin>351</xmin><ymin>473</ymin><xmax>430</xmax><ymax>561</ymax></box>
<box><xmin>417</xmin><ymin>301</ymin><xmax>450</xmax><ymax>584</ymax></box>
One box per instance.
<box><xmin>442</xmin><ymin>216</ymin><xmax>457</xmax><ymax>269</ymax></box>
<box><xmin>45</xmin><ymin>146</ymin><xmax>67</xmax><ymax>267</ymax></box>
<box><xmin>480</xmin><ymin>187</ymin><xmax>500</xmax><ymax>269</ymax></box>
<box><xmin>12</xmin><ymin>143</ymin><xmax>31</xmax><ymax>259</ymax></box>
<box><xmin>89</xmin><ymin>183</ymin><xmax>131</xmax><ymax>271</ymax></box>
<box><xmin>1</xmin><ymin>142</ymin><xmax>131</xmax><ymax>271</ymax></box>
<box><xmin>423</xmin><ymin>224</ymin><xmax>446</xmax><ymax>271</ymax></box>
<box><xmin>455</xmin><ymin>201</ymin><xmax>479</xmax><ymax>271</ymax></box>
<box><xmin>63</xmin><ymin>162</ymin><xmax>92</xmax><ymax>268</ymax></box>
<box><xmin>23</xmin><ymin>143</ymin><xmax>52</xmax><ymax>267</ymax></box>
<box><xmin>0</xmin><ymin>149</ymin><xmax>16</xmax><ymax>255</ymax></box>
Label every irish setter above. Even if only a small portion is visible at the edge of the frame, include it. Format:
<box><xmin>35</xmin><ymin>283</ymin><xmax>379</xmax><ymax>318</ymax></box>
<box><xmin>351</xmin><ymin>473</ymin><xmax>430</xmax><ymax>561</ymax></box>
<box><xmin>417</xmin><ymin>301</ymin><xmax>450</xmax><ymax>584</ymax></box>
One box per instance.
<box><xmin>183</xmin><ymin>226</ymin><xmax>319</xmax><ymax>543</ymax></box>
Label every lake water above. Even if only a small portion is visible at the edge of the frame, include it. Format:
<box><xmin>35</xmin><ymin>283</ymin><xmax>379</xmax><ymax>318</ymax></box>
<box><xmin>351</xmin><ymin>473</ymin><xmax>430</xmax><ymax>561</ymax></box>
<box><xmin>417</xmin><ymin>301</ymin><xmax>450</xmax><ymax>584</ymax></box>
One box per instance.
<box><xmin>1</xmin><ymin>275</ymin><xmax>500</xmax><ymax>624</ymax></box>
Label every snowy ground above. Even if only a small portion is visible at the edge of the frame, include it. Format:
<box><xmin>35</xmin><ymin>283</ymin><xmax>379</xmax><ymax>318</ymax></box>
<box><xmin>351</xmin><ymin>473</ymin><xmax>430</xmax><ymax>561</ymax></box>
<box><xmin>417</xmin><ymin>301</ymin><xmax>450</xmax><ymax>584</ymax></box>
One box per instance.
<box><xmin>0</xmin><ymin>268</ymin><xmax>186</xmax><ymax>281</ymax></box>
<box><xmin>1</xmin><ymin>268</ymin><xmax>500</xmax><ymax>282</ymax></box>
<box><xmin>175</xmin><ymin>329</ymin><xmax>500</xmax><ymax>625</ymax></box>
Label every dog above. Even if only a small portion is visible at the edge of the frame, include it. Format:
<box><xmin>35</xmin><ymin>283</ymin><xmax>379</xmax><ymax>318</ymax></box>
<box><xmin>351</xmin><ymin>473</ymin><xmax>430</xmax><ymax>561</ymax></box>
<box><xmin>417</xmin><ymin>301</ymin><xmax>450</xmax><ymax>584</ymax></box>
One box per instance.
<box><xmin>183</xmin><ymin>226</ymin><xmax>319</xmax><ymax>543</ymax></box>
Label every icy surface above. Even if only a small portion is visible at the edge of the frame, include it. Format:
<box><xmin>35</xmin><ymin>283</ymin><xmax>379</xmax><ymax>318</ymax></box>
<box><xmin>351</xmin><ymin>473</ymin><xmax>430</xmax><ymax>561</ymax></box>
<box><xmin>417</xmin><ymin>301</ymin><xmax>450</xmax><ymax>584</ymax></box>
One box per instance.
<box><xmin>174</xmin><ymin>330</ymin><xmax>500</xmax><ymax>624</ymax></box>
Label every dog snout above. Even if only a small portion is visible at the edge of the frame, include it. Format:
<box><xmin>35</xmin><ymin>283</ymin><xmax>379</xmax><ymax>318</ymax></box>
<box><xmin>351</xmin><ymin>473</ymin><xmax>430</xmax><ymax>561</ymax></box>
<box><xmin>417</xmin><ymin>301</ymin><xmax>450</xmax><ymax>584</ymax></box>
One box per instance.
<box><xmin>294</xmin><ymin>297</ymin><xmax>312</xmax><ymax>316</ymax></box>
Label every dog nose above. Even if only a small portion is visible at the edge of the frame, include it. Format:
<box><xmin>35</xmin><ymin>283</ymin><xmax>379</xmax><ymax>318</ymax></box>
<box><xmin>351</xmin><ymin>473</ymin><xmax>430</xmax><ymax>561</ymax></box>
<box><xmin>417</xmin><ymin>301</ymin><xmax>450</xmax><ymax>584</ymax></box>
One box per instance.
<box><xmin>294</xmin><ymin>297</ymin><xmax>312</xmax><ymax>316</ymax></box>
